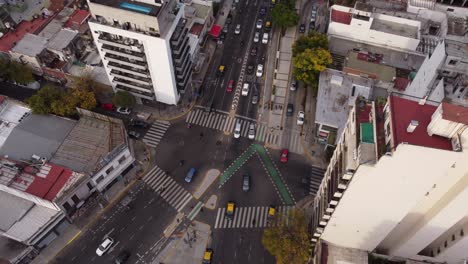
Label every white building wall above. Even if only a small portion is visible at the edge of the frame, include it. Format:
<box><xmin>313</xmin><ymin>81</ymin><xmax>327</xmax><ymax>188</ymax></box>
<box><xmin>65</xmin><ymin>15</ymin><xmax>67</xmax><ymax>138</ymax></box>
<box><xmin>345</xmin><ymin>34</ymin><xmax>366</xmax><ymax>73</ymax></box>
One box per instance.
<box><xmin>0</xmin><ymin>184</ymin><xmax>60</xmax><ymax>211</ymax></box>
<box><xmin>321</xmin><ymin>144</ymin><xmax>462</xmax><ymax>251</ymax></box>
<box><xmin>92</xmin><ymin>148</ymin><xmax>134</xmax><ymax>192</ymax></box>
<box><xmin>89</xmin><ymin>22</ymin><xmax>180</xmax><ymax>105</ymax></box>
<box><xmin>436</xmin><ymin>235</ymin><xmax>468</xmax><ymax>263</ymax></box>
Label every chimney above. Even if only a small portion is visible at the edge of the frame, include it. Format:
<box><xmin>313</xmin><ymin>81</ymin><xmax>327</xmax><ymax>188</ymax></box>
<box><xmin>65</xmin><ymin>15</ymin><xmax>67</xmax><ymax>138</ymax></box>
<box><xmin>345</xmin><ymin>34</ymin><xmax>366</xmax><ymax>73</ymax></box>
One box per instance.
<box><xmin>407</xmin><ymin>120</ymin><xmax>419</xmax><ymax>133</ymax></box>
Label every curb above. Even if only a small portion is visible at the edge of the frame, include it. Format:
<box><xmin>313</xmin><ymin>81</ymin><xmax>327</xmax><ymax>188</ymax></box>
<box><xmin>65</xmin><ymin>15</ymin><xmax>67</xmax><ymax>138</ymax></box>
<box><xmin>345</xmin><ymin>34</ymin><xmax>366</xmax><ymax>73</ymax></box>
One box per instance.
<box><xmin>158</xmin><ymin>99</ymin><xmax>197</xmax><ymax>121</ymax></box>
<box><xmin>52</xmin><ymin>146</ymin><xmax>153</xmax><ymax>260</ymax></box>
<box><xmin>300</xmin><ymin>135</ymin><xmax>315</xmax><ymax>164</ymax></box>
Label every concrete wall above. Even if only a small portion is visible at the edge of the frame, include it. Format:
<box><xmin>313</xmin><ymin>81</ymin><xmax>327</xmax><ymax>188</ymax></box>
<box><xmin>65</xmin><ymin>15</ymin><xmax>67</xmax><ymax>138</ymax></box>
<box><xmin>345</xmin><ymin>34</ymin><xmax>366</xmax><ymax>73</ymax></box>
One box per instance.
<box><xmin>321</xmin><ymin>144</ymin><xmax>462</xmax><ymax>251</ymax></box>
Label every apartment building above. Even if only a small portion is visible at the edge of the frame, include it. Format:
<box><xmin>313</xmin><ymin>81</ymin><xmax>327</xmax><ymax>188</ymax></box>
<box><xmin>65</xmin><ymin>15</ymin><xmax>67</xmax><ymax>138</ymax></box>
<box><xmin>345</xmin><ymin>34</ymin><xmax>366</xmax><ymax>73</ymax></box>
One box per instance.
<box><xmin>87</xmin><ymin>0</ymin><xmax>192</xmax><ymax>105</ymax></box>
<box><xmin>311</xmin><ymin>95</ymin><xmax>468</xmax><ymax>263</ymax></box>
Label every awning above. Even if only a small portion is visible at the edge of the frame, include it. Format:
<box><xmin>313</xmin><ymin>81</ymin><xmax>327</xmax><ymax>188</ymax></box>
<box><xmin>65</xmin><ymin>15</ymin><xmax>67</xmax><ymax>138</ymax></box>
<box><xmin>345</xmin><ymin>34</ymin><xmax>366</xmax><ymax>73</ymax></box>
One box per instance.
<box><xmin>209</xmin><ymin>24</ymin><xmax>221</xmax><ymax>38</ymax></box>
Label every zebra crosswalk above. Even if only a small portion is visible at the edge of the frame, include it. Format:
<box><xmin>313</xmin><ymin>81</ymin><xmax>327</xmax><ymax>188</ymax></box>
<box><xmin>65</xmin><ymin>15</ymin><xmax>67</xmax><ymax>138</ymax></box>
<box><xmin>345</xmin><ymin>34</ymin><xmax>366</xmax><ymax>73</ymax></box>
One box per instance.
<box><xmin>186</xmin><ymin>108</ymin><xmax>279</xmax><ymax>145</ymax></box>
<box><xmin>142</xmin><ymin>120</ymin><xmax>171</xmax><ymax>148</ymax></box>
<box><xmin>310</xmin><ymin>166</ymin><xmax>326</xmax><ymax>195</ymax></box>
<box><xmin>214</xmin><ymin>206</ymin><xmax>294</xmax><ymax>229</ymax></box>
<box><xmin>142</xmin><ymin>166</ymin><xmax>193</xmax><ymax>212</ymax></box>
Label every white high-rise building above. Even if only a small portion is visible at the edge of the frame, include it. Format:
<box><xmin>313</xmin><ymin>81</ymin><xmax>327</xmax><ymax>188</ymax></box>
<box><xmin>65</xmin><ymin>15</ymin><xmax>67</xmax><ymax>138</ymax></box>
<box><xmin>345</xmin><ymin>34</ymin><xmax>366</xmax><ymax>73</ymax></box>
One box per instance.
<box><xmin>87</xmin><ymin>0</ymin><xmax>192</xmax><ymax>105</ymax></box>
<box><xmin>311</xmin><ymin>95</ymin><xmax>468</xmax><ymax>263</ymax></box>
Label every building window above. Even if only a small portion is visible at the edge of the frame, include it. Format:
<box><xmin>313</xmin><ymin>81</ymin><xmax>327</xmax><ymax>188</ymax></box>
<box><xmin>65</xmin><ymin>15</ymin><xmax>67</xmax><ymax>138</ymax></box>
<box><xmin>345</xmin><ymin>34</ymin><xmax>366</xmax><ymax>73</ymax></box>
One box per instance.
<box><xmin>106</xmin><ymin>167</ymin><xmax>114</xmax><ymax>175</ymax></box>
<box><xmin>452</xmin><ymin>234</ymin><xmax>456</xmax><ymax>241</ymax></box>
<box><xmin>461</xmin><ymin>229</ymin><xmax>464</xmax><ymax>236</ymax></box>
<box><xmin>149</xmin><ymin>27</ymin><xmax>156</xmax><ymax>31</ymax></box>
<box><xmin>448</xmin><ymin>59</ymin><xmax>458</xmax><ymax>65</ymax></box>
<box><xmin>118</xmin><ymin>155</ymin><xmax>127</xmax><ymax>164</ymax></box>
<box><xmin>87</xmin><ymin>182</ymin><xmax>94</xmax><ymax>190</ymax></box>
<box><xmin>71</xmin><ymin>195</ymin><xmax>80</xmax><ymax>204</ymax></box>
<box><xmin>96</xmin><ymin>175</ymin><xmax>104</xmax><ymax>184</ymax></box>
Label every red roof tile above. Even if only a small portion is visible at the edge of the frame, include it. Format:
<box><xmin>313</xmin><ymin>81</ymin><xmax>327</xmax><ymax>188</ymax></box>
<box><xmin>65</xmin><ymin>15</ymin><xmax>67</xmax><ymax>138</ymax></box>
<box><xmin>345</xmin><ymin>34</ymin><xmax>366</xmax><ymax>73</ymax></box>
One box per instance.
<box><xmin>441</xmin><ymin>102</ymin><xmax>468</xmax><ymax>125</ymax></box>
<box><xmin>209</xmin><ymin>24</ymin><xmax>221</xmax><ymax>38</ymax></box>
<box><xmin>0</xmin><ymin>18</ymin><xmax>49</xmax><ymax>52</ymax></box>
<box><xmin>331</xmin><ymin>9</ymin><xmax>352</xmax><ymax>25</ymax></box>
<box><xmin>390</xmin><ymin>96</ymin><xmax>452</xmax><ymax>151</ymax></box>
<box><xmin>24</xmin><ymin>163</ymin><xmax>72</xmax><ymax>201</ymax></box>
<box><xmin>64</xmin><ymin>9</ymin><xmax>90</xmax><ymax>29</ymax></box>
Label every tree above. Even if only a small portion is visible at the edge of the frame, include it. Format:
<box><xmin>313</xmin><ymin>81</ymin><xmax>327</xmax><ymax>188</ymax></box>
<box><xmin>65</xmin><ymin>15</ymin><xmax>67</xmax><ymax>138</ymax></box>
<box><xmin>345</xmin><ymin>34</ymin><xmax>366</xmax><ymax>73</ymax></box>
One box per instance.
<box><xmin>292</xmin><ymin>32</ymin><xmax>329</xmax><ymax>57</ymax></box>
<box><xmin>113</xmin><ymin>91</ymin><xmax>135</xmax><ymax>108</ymax></box>
<box><xmin>262</xmin><ymin>209</ymin><xmax>310</xmax><ymax>264</ymax></box>
<box><xmin>8</xmin><ymin>61</ymin><xmax>34</xmax><ymax>84</ymax></box>
<box><xmin>293</xmin><ymin>48</ymin><xmax>332</xmax><ymax>90</ymax></box>
<box><xmin>73</xmin><ymin>73</ymin><xmax>97</xmax><ymax>92</ymax></box>
<box><xmin>26</xmin><ymin>85</ymin><xmax>65</xmax><ymax>114</ymax></box>
<box><xmin>271</xmin><ymin>2</ymin><xmax>299</xmax><ymax>33</ymax></box>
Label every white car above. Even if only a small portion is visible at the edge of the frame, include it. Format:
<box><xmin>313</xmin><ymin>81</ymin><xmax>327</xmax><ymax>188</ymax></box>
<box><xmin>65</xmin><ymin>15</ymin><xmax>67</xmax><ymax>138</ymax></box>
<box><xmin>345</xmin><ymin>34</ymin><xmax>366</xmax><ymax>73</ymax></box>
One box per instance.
<box><xmin>116</xmin><ymin>107</ymin><xmax>131</xmax><ymax>115</ymax></box>
<box><xmin>297</xmin><ymin>111</ymin><xmax>305</xmax><ymax>125</ymax></box>
<box><xmin>248</xmin><ymin>123</ymin><xmax>255</xmax><ymax>139</ymax></box>
<box><xmin>234</xmin><ymin>122</ymin><xmax>241</xmax><ymax>138</ymax></box>
<box><xmin>235</xmin><ymin>24</ymin><xmax>241</xmax><ymax>34</ymax></box>
<box><xmin>256</xmin><ymin>19</ymin><xmax>263</xmax><ymax>29</ymax></box>
<box><xmin>256</xmin><ymin>64</ymin><xmax>264</xmax><ymax>77</ymax></box>
<box><xmin>242</xmin><ymin>83</ymin><xmax>250</xmax><ymax>96</ymax></box>
<box><xmin>262</xmin><ymin>33</ymin><xmax>269</xmax><ymax>44</ymax></box>
<box><xmin>96</xmin><ymin>237</ymin><xmax>114</xmax><ymax>256</ymax></box>
<box><xmin>253</xmin><ymin>32</ymin><xmax>260</xmax><ymax>43</ymax></box>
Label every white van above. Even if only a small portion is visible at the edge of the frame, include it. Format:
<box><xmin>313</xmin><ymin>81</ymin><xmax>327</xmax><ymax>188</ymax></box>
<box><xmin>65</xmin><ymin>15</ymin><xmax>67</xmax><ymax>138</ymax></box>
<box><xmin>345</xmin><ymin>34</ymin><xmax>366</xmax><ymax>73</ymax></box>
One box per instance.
<box><xmin>234</xmin><ymin>122</ymin><xmax>241</xmax><ymax>138</ymax></box>
<box><xmin>241</xmin><ymin>83</ymin><xmax>249</xmax><ymax>96</ymax></box>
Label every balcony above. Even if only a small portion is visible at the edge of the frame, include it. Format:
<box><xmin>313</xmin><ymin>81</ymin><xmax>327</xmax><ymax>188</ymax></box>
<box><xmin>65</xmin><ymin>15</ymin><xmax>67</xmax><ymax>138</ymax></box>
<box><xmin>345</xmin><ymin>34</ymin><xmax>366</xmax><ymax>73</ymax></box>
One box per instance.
<box><xmin>113</xmin><ymin>79</ymin><xmax>153</xmax><ymax>93</ymax></box>
<box><xmin>110</xmin><ymin>70</ymin><xmax>151</xmax><ymax>85</ymax></box>
<box><xmin>102</xmin><ymin>44</ymin><xmax>145</xmax><ymax>61</ymax></box>
<box><xmin>107</xmin><ymin>62</ymin><xmax>150</xmax><ymax>78</ymax></box>
<box><xmin>104</xmin><ymin>53</ymin><xmax>147</xmax><ymax>70</ymax></box>
<box><xmin>116</xmin><ymin>85</ymin><xmax>154</xmax><ymax>100</ymax></box>
<box><xmin>98</xmin><ymin>35</ymin><xmax>143</xmax><ymax>53</ymax></box>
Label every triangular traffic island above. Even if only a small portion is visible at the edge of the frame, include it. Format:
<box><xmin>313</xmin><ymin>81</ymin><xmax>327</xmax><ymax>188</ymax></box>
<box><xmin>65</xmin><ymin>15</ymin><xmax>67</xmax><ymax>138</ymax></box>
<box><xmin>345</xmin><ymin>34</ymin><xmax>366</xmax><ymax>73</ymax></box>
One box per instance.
<box><xmin>218</xmin><ymin>143</ymin><xmax>295</xmax><ymax>206</ymax></box>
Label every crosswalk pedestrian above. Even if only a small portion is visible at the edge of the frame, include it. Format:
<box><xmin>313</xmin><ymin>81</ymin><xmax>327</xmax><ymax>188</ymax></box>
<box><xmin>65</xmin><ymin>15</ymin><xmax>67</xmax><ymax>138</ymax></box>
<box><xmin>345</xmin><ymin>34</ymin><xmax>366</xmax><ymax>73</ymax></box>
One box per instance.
<box><xmin>310</xmin><ymin>166</ymin><xmax>325</xmax><ymax>195</ymax></box>
<box><xmin>213</xmin><ymin>206</ymin><xmax>294</xmax><ymax>229</ymax></box>
<box><xmin>142</xmin><ymin>166</ymin><xmax>193</xmax><ymax>212</ymax></box>
<box><xmin>186</xmin><ymin>108</ymin><xmax>279</xmax><ymax>145</ymax></box>
<box><xmin>142</xmin><ymin>120</ymin><xmax>171</xmax><ymax>148</ymax></box>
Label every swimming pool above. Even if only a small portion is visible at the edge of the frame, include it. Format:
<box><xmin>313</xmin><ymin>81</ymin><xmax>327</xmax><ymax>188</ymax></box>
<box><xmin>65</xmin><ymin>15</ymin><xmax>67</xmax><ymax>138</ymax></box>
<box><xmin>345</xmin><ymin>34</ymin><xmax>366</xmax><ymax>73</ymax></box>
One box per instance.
<box><xmin>119</xmin><ymin>2</ymin><xmax>152</xmax><ymax>14</ymax></box>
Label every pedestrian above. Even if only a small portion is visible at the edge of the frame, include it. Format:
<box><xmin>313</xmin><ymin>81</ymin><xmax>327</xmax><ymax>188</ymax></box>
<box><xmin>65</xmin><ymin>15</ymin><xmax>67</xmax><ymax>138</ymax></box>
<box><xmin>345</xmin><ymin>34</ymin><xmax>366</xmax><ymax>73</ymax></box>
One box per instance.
<box><xmin>177</xmin><ymin>218</ymin><xmax>180</xmax><ymax>223</ymax></box>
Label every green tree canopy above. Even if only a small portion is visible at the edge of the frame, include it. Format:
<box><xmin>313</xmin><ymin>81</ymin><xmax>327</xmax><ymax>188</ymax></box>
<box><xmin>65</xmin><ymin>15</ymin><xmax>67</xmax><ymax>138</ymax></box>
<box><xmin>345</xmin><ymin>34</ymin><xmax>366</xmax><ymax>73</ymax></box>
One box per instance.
<box><xmin>26</xmin><ymin>85</ymin><xmax>65</xmax><ymax>115</ymax></box>
<box><xmin>113</xmin><ymin>91</ymin><xmax>136</xmax><ymax>108</ymax></box>
<box><xmin>73</xmin><ymin>73</ymin><xmax>97</xmax><ymax>92</ymax></box>
<box><xmin>262</xmin><ymin>209</ymin><xmax>311</xmax><ymax>264</ymax></box>
<box><xmin>292</xmin><ymin>32</ymin><xmax>329</xmax><ymax>57</ymax></box>
<box><xmin>0</xmin><ymin>59</ymin><xmax>35</xmax><ymax>84</ymax></box>
<box><xmin>293</xmin><ymin>48</ymin><xmax>332</xmax><ymax>90</ymax></box>
<box><xmin>271</xmin><ymin>1</ymin><xmax>299</xmax><ymax>33</ymax></box>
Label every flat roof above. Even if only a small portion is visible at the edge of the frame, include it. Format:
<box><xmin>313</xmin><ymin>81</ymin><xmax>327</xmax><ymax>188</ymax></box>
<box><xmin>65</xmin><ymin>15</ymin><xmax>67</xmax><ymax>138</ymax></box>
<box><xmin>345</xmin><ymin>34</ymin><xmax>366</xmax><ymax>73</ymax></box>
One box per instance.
<box><xmin>316</xmin><ymin>70</ymin><xmax>373</xmax><ymax>137</ymax></box>
<box><xmin>0</xmin><ymin>18</ymin><xmax>49</xmax><ymax>53</ymax></box>
<box><xmin>331</xmin><ymin>9</ymin><xmax>352</xmax><ymax>25</ymax></box>
<box><xmin>64</xmin><ymin>9</ymin><xmax>90</xmax><ymax>29</ymax></box>
<box><xmin>189</xmin><ymin>23</ymin><xmax>204</xmax><ymax>36</ymax></box>
<box><xmin>441</xmin><ymin>102</ymin><xmax>468</xmax><ymax>124</ymax></box>
<box><xmin>0</xmin><ymin>98</ymin><xmax>31</xmax><ymax>149</ymax></box>
<box><xmin>345</xmin><ymin>51</ymin><xmax>396</xmax><ymax>82</ymax></box>
<box><xmin>47</xmin><ymin>28</ymin><xmax>78</xmax><ymax>51</ymax></box>
<box><xmin>10</xmin><ymin>33</ymin><xmax>48</xmax><ymax>57</ymax></box>
<box><xmin>370</xmin><ymin>18</ymin><xmax>419</xmax><ymax>39</ymax></box>
<box><xmin>89</xmin><ymin>0</ymin><xmax>162</xmax><ymax>17</ymax></box>
<box><xmin>389</xmin><ymin>96</ymin><xmax>452</xmax><ymax>150</ymax></box>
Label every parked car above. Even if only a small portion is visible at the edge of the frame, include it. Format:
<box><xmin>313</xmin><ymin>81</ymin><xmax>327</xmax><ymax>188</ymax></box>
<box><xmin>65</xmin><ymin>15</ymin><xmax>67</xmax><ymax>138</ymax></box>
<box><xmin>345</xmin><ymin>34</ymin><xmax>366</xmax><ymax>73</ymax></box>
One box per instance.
<box><xmin>242</xmin><ymin>174</ymin><xmax>250</xmax><ymax>191</ymax></box>
<box><xmin>251</xmin><ymin>47</ymin><xmax>258</xmax><ymax>56</ymax></box>
<box><xmin>234</xmin><ymin>121</ymin><xmax>241</xmax><ymax>138</ymax></box>
<box><xmin>222</xmin><ymin>25</ymin><xmax>229</xmax><ymax>33</ymax></box>
<box><xmin>226</xmin><ymin>14</ymin><xmax>232</xmax><ymax>24</ymax></box>
<box><xmin>226</xmin><ymin>80</ymin><xmax>234</xmax><ymax>92</ymax></box>
<box><xmin>280</xmin><ymin>149</ymin><xmax>289</xmax><ymax>163</ymax></box>
<box><xmin>185</xmin><ymin>168</ymin><xmax>197</xmax><ymax>183</ymax></box>
<box><xmin>16</xmin><ymin>81</ymin><xmax>40</xmax><ymax>90</ymax></box>
<box><xmin>254</xmin><ymin>32</ymin><xmax>260</xmax><ymax>43</ymax></box>
<box><xmin>251</xmin><ymin>92</ymin><xmax>259</xmax><ymax>105</ymax></box>
<box><xmin>241</xmin><ymin>83</ymin><xmax>250</xmax><ymax>96</ymax></box>
<box><xmin>130</xmin><ymin>119</ymin><xmax>148</xmax><ymax>128</ymax></box>
<box><xmin>265</xmin><ymin>20</ymin><xmax>271</xmax><ymax>31</ymax></box>
<box><xmin>262</xmin><ymin>33</ymin><xmax>269</xmax><ymax>44</ymax></box>
<box><xmin>248</xmin><ymin>123</ymin><xmax>255</xmax><ymax>139</ymax></box>
<box><xmin>100</xmin><ymin>103</ymin><xmax>115</xmax><ymax>111</ymax></box>
<box><xmin>235</xmin><ymin>24</ymin><xmax>241</xmax><ymax>34</ymax></box>
<box><xmin>247</xmin><ymin>64</ymin><xmax>254</xmax><ymax>74</ymax></box>
<box><xmin>225</xmin><ymin>201</ymin><xmax>236</xmax><ymax>219</ymax></box>
<box><xmin>286</xmin><ymin>103</ymin><xmax>294</xmax><ymax>116</ymax></box>
<box><xmin>256</xmin><ymin>19</ymin><xmax>263</xmax><ymax>29</ymax></box>
<box><xmin>96</xmin><ymin>237</ymin><xmax>114</xmax><ymax>256</ymax></box>
<box><xmin>297</xmin><ymin>111</ymin><xmax>305</xmax><ymax>125</ymax></box>
<box><xmin>203</xmin><ymin>248</ymin><xmax>213</xmax><ymax>264</ymax></box>
<box><xmin>256</xmin><ymin>64</ymin><xmax>264</xmax><ymax>77</ymax></box>
<box><xmin>128</xmin><ymin>130</ymin><xmax>141</xmax><ymax>139</ymax></box>
<box><xmin>259</xmin><ymin>6</ymin><xmax>267</xmax><ymax>15</ymax></box>
<box><xmin>299</xmin><ymin>23</ymin><xmax>306</xmax><ymax>33</ymax></box>
<box><xmin>117</xmin><ymin>107</ymin><xmax>131</xmax><ymax>115</ymax></box>
<box><xmin>115</xmin><ymin>250</ymin><xmax>131</xmax><ymax>264</ymax></box>
<box><xmin>290</xmin><ymin>80</ymin><xmax>298</xmax><ymax>91</ymax></box>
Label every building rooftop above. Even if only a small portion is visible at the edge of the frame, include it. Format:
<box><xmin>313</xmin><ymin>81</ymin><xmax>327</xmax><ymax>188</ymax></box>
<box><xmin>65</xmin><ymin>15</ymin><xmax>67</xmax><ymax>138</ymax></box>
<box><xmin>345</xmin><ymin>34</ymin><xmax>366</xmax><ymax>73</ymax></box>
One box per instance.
<box><xmin>192</xmin><ymin>3</ymin><xmax>211</xmax><ymax>19</ymax></box>
<box><xmin>331</xmin><ymin>8</ymin><xmax>352</xmax><ymax>25</ymax></box>
<box><xmin>344</xmin><ymin>51</ymin><xmax>397</xmax><ymax>82</ymax></box>
<box><xmin>0</xmin><ymin>97</ymin><xmax>31</xmax><ymax>149</ymax></box>
<box><xmin>389</xmin><ymin>96</ymin><xmax>453</xmax><ymax>150</ymax></box>
<box><xmin>0</xmin><ymin>114</ymin><xmax>76</xmax><ymax>162</ymax></box>
<box><xmin>189</xmin><ymin>23</ymin><xmax>204</xmax><ymax>36</ymax></box>
<box><xmin>50</xmin><ymin>115</ymin><xmax>125</xmax><ymax>174</ymax></box>
<box><xmin>10</xmin><ymin>33</ymin><xmax>48</xmax><ymax>57</ymax></box>
<box><xmin>370</xmin><ymin>17</ymin><xmax>419</xmax><ymax>39</ymax></box>
<box><xmin>0</xmin><ymin>18</ymin><xmax>49</xmax><ymax>53</ymax></box>
<box><xmin>36</xmin><ymin>7</ymin><xmax>75</xmax><ymax>40</ymax></box>
<box><xmin>89</xmin><ymin>0</ymin><xmax>163</xmax><ymax>17</ymax></box>
<box><xmin>441</xmin><ymin>102</ymin><xmax>468</xmax><ymax>124</ymax></box>
<box><xmin>47</xmin><ymin>28</ymin><xmax>78</xmax><ymax>51</ymax></box>
<box><xmin>64</xmin><ymin>9</ymin><xmax>90</xmax><ymax>30</ymax></box>
<box><xmin>316</xmin><ymin>70</ymin><xmax>373</xmax><ymax>139</ymax></box>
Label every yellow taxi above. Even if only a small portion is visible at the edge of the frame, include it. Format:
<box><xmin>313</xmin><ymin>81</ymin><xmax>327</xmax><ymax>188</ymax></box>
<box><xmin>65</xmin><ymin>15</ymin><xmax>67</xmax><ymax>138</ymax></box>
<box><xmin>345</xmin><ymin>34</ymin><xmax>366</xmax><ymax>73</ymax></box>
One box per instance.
<box><xmin>203</xmin><ymin>248</ymin><xmax>213</xmax><ymax>264</ymax></box>
<box><xmin>225</xmin><ymin>201</ymin><xmax>236</xmax><ymax>219</ymax></box>
<box><xmin>217</xmin><ymin>65</ymin><xmax>225</xmax><ymax>76</ymax></box>
<box><xmin>267</xmin><ymin>205</ymin><xmax>276</xmax><ymax>220</ymax></box>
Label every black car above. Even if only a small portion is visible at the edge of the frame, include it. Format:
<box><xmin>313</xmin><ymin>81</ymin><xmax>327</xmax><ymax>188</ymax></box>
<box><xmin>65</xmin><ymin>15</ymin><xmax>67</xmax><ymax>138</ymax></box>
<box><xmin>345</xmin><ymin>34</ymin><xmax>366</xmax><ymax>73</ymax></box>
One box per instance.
<box><xmin>250</xmin><ymin>47</ymin><xmax>257</xmax><ymax>56</ymax></box>
<box><xmin>115</xmin><ymin>250</ymin><xmax>130</xmax><ymax>264</ymax></box>
<box><xmin>130</xmin><ymin>119</ymin><xmax>148</xmax><ymax>128</ymax></box>
<box><xmin>226</xmin><ymin>14</ymin><xmax>232</xmax><ymax>24</ymax></box>
<box><xmin>128</xmin><ymin>130</ymin><xmax>141</xmax><ymax>139</ymax></box>
<box><xmin>299</xmin><ymin>24</ymin><xmax>306</xmax><ymax>33</ymax></box>
<box><xmin>286</xmin><ymin>103</ymin><xmax>294</xmax><ymax>116</ymax></box>
<box><xmin>259</xmin><ymin>6</ymin><xmax>266</xmax><ymax>16</ymax></box>
<box><xmin>251</xmin><ymin>92</ymin><xmax>259</xmax><ymax>104</ymax></box>
<box><xmin>247</xmin><ymin>64</ymin><xmax>254</xmax><ymax>74</ymax></box>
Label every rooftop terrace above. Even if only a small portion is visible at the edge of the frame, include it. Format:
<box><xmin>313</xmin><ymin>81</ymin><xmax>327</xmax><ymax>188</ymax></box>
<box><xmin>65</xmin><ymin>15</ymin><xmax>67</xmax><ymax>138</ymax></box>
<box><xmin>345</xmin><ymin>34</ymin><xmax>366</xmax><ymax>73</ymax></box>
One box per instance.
<box><xmin>344</xmin><ymin>51</ymin><xmax>397</xmax><ymax>82</ymax></box>
<box><xmin>370</xmin><ymin>17</ymin><xmax>419</xmax><ymax>39</ymax></box>
<box><xmin>89</xmin><ymin>0</ymin><xmax>163</xmax><ymax>17</ymax></box>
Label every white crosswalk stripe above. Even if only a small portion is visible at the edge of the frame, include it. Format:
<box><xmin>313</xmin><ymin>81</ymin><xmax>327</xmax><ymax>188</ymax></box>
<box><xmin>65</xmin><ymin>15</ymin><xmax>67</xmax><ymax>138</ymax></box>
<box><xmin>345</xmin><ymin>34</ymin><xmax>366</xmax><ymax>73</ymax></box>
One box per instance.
<box><xmin>142</xmin><ymin>121</ymin><xmax>171</xmax><ymax>148</ymax></box>
<box><xmin>310</xmin><ymin>166</ymin><xmax>325</xmax><ymax>195</ymax></box>
<box><xmin>142</xmin><ymin>166</ymin><xmax>193</xmax><ymax>212</ymax></box>
<box><xmin>213</xmin><ymin>206</ymin><xmax>294</xmax><ymax>229</ymax></box>
<box><xmin>186</xmin><ymin>108</ymin><xmax>279</xmax><ymax>145</ymax></box>
<box><xmin>287</xmin><ymin>132</ymin><xmax>304</xmax><ymax>154</ymax></box>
